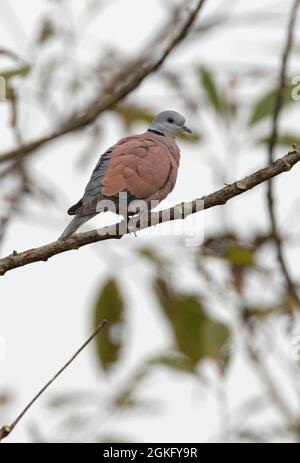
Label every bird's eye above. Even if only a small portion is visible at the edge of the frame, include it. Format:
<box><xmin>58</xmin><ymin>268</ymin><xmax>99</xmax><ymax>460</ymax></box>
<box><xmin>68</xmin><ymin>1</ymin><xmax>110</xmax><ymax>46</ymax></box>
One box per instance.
<box><xmin>167</xmin><ymin>117</ymin><xmax>174</xmax><ymax>124</ymax></box>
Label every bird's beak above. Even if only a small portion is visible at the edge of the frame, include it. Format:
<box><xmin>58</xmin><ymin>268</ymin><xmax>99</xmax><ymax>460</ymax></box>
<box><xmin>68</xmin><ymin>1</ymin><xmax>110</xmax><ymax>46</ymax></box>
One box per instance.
<box><xmin>182</xmin><ymin>125</ymin><xmax>192</xmax><ymax>134</ymax></box>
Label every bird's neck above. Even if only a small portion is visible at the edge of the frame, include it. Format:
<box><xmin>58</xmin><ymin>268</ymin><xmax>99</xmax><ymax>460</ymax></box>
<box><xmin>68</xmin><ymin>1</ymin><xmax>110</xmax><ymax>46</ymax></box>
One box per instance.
<box><xmin>147</xmin><ymin>129</ymin><xmax>165</xmax><ymax>137</ymax></box>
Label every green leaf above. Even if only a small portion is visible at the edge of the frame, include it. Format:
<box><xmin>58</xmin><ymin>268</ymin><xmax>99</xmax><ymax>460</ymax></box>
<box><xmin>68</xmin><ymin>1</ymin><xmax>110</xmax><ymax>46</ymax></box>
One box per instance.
<box><xmin>178</xmin><ymin>130</ymin><xmax>202</xmax><ymax>143</ymax></box>
<box><xmin>224</xmin><ymin>245</ymin><xmax>255</xmax><ymax>268</ymax></box>
<box><xmin>0</xmin><ymin>65</ymin><xmax>31</xmax><ymax>81</ymax></box>
<box><xmin>155</xmin><ymin>279</ymin><xmax>231</xmax><ymax>369</ymax></box>
<box><xmin>93</xmin><ymin>279</ymin><xmax>124</xmax><ymax>372</ymax></box>
<box><xmin>257</xmin><ymin>132</ymin><xmax>300</xmax><ymax>147</ymax></box>
<box><xmin>249</xmin><ymin>83</ymin><xmax>296</xmax><ymax>126</ymax></box>
<box><xmin>113</xmin><ymin>105</ymin><xmax>155</xmax><ymax>129</ymax></box>
<box><xmin>3</xmin><ymin>83</ymin><xmax>15</xmax><ymax>100</ymax></box>
<box><xmin>112</xmin><ymin>367</ymin><xmax>149</xmax><ymax>409</ymax></box>
<box><xmin>37</xmin><ymin>19</ymin><xmax>56</xmax><ymax>44</ymax></box>
<box><xmin>148</xmin><ymin>353</ymin><xmax>196</xmax><ymax>374</ymax></box>
<box><xmin>138</xmin><ymin>247</ymin><xmax>168</xmax><ymax>269</ymax></box>
<box><xmin>245</xmin><ymin>305</ymin><xmax>279</xmax><ymax>319</ymax></box>
<box><xmin>199</xmin><ymin>67</ymin><xmax>222</xmax><ymax>113</ymax></box>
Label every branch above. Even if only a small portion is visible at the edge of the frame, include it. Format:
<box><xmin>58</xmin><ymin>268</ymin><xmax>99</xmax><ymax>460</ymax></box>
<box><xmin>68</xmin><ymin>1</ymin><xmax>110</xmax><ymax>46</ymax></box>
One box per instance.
<box><xmin>241</xmin><ymin>305</ymin><xmax>300</xmax><ymax>429</ymax></box>
<box><xmin>244</xmin><ymin>328</ymin><xmax>298</xmax><ymax>428</ymax></box>
<box><xmin>266</xmin><ymin>0</ymin><xmax>300</xmax><ymax>307</ymax></box>
<box><xmin>0</xmin><ymin>0</ymin><xmax>207</xmax><ymax>165</ymax></box>
<box><xmin>1</xmin><ymin>148</ymin><xmax>299</xmax><ymax>277</ymax></box>
<box><xmin>0</xmin><ymin>320</ymin><xmax>107</xmax><ymax>443</ymax></box>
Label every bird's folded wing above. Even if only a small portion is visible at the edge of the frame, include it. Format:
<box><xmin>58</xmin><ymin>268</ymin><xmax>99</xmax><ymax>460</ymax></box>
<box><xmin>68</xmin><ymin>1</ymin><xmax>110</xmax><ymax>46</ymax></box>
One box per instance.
<box><xmin>70</xmin><ymin>148</ymin><xmax>113</xmax><ymax>217</ymax></box>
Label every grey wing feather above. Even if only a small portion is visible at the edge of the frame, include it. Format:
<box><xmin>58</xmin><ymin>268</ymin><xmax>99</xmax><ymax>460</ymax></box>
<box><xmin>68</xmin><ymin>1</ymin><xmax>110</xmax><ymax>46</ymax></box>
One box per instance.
<box><xmin>67</xmin><ymin>149</ymin><xmax>113</xmax><ymax>217</ymax></box>
<box><xmin>59</xmin><ymin>214</ymin><xmax>95</xmax><ymax>240</ymax></box>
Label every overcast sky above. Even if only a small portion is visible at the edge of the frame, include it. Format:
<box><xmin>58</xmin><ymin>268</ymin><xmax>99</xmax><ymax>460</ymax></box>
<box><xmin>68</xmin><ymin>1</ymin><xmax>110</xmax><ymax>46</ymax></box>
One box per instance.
<box><xmin>1</xmin><ymin>0</ymin><xmax>300</xmax><ymax>443</ymax></box>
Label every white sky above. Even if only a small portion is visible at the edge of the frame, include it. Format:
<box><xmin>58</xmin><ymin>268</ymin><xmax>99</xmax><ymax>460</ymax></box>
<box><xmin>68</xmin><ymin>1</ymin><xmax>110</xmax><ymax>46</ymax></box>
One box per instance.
<box><xmin>1</xmin><ymin>0</ymin><xmax>300</xmax><ymax>443</ymax></box>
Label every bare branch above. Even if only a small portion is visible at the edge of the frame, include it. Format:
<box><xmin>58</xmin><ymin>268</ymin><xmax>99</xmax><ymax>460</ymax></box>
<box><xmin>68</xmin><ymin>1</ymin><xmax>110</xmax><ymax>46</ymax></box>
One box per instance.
<box><xmin>0</xmin><ymin>0</ymin><xmax>207</xmax><ymax>165</ymax></box>
<box><xmin>266</xmin><ymin>0</ymin><xmax>300</xmax><ymax>307</ymax></box>
<box><xmin>0</xmin><ymin>147</ymin><xmax>299</xmax><ymax>277</ymax></box>
<box><xmin>246</xmin><ymin>338</ymin><xmax>298</xmax><ymax>427</ymax></box>
<box><xmin>0</xmin><ymin>320</ymin><xmax>107</xmax><ymax>443</ymax></box>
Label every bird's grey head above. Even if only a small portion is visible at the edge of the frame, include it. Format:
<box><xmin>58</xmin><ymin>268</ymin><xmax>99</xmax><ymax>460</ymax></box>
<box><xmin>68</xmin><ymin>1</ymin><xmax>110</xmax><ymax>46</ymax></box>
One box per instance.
<box><xmin>148</xmin><ymin>110</ymin><xmax>192</xmax><ymax>138</ymax></box>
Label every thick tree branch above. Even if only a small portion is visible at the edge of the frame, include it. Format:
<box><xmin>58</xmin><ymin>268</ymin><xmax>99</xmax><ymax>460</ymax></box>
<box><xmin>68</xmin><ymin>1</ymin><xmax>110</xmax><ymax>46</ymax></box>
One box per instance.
<box><xmin>0</xmin><ymin>148</ymin><xmax>299</xmax><ymax>277</ymax></box>
<box><xmin>0</xmin><ymin>0</ymin><xmax>207</xmax><ymax>165</ymax></box>
<box><xmin>266</xmin><ymin>0</ymin><xmax>300</xmax><ymax>306</ymax></box>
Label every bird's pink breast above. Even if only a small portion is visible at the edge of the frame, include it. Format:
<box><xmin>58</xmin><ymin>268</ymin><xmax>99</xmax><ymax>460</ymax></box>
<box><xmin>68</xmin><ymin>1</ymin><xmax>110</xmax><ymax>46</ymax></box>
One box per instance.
<box><xmin>101</xmin><ymin>132</ymin><xmax>180</xmax><ymax>202</ymax></box>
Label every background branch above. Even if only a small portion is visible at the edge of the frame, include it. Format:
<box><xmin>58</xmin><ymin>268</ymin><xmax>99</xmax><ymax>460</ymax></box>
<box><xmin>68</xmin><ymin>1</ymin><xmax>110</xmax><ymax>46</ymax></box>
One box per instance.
<box><xmin>0</xmin><ymin>0</ymin><xmax>207</xmax><ymax>165</ymax></box>
<box><xmin>266</xmin><ymin>0</ymin><xmax>300</xmax><ymax>307</ymax></box>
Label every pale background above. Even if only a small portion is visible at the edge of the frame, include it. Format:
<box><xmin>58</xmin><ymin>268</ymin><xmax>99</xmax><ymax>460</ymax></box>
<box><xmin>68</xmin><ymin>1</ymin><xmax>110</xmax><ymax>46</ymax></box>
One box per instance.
<box><xmin>1</xmin><ymin>0</ymin><xmax>300</xmax><ymax>443</ymax></box>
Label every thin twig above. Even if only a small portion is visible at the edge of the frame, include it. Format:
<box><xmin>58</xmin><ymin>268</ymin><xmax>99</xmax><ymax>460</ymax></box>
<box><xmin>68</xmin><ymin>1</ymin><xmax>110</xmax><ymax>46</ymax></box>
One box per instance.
<box><xmin>266</xmin><ymin>0</ymin><xmax>300</xmax><ymax>307</ymax></box>
<box><xmin>0</xmin><ymin>147</ymin><xmax>299</xmax><ymax>276</ymax></box>
<box><xmin>0</xmin><ymin>320</ymin><xmax>107</xmax><ymax>443</ymax></box>
<box><xmin>0</xmin><ymin>0</ymin><xmax>207</xmax><ymax>165</ymax></box>
<box><xmin>246</xmin><ymin>338</ymin><xmax>298</xmax><ymax>427</ymax></box>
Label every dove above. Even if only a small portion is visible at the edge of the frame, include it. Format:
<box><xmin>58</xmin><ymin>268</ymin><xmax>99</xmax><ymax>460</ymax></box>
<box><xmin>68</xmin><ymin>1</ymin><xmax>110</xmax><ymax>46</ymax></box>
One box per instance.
<box><xmin>59</xmin><ymin>110</ymin><xmax>192</xmax><ymax>240</ymax></box>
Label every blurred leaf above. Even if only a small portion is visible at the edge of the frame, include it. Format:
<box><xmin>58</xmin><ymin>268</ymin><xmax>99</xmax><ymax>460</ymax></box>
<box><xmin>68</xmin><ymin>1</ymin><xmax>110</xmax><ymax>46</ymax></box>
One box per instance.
<box><xmin>249</xmin><ymin>83</ymin><xmax>295</xmax><ymax>126</ymax></box>
<box><xmin>199</xmin><ymin>67</ymin><xmax>236</xmax><ymax>122</ymax></box>
<box><xmin>224</xmin><ymin>245</ymin><xmax>255</xmax><ymax>268</ymax></box>
<box><xmin>37</xmin><ymin>19</ymin><xmax>56</xmax><ymax>44</ymax></box>
<box><xmin>280</xmin><ymin>292</ymin><xmax>298</xmax><ymax>317</ymax></box>
<box><xmin>236</xmin><ymin>429</ymin><xmax>266</xmax><ymax>443</ymax></box>
<box><xmin>48</xmin><ymin>392</ymin><xmax>94</xmax><ymax>409</ymax></box>
<box><xmin>97</xmin><ymin>433</ymin><xmax>133</xmax><ymax>443</ymax></box>
<box><xmin>114</xmin><ymin>104</ymin><xmax>155</xmax><ymax>129</ymax></box>
<box><xmin>3</xmin><ymin>82</ymin><xmax>15</xmax><ymax>100</ymax></box>
<box><xmin>199</xmin><ymin>67</ymin><xmax>222</xmax><ymax>113</ymax></box>
<box><xmin>257</xmin><ymin>132</ymin><xmax>300</xmax><ymax>147</ymax></box>
<box><xmin>138</xmin><ymin>247</ymin><xmax>168</xmax><ymax>269</ymax></box>
<box><xmin>244</xmin><ymin>304</ymin><xmax>279</xmax><ymax>320</ymax></box>
<box><xmin>224</xmin><ymin>245</ymin><xmax>255</xmax><ymax>294</ymax></box>
<box><xmin>0</xmin><ymin>392</ymin><xmax>12</xmax><ymax>406</ymax></box>
<box><xmin>178</xmin><ymin>130</ymin><xmax>202</xmax><ymax>143</ymax></box>
<box><xmin>148</xmin><ymin>353</ymin><xmax>196</xmax><ymax>374</ymax></box>
<box><xmin>236</xmin><ymin>424</ymin><xmax>298</xmax><ymax>442</ymax></box>
<box><xmin>112</xmin><ymin>367</ymin><xmax>149</xmax><ymax>409</ymax></box>
<box><xmin>202</xmin><ymin>232</ymin><xmax>238</xmax><ymax>257</ymax></box>
<box><xmin>93</xmin><ymin>279</ymin><xmax>124</xmax><ymax>372</ymax></box>
<box><xmin>155</xmin><ymin>279</ymin><xmax>231</xmax><ymax>369</ymax></box>
<box><xmin>0</xmin><ymin>64</ymin><xmax>31</xmax><ymax>81</ymax></box>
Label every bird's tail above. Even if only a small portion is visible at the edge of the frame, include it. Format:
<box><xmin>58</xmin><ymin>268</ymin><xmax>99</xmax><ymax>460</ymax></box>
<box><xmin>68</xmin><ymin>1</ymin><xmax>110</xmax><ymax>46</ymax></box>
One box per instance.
<box><xmin>59</xmin><ymin>215</ymin><xmax>94</xmax><ymax>241</ymax></box>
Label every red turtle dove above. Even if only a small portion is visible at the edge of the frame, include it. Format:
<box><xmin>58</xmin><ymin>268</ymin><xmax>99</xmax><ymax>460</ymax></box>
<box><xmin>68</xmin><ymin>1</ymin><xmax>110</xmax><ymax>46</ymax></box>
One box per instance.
<box><xmin>59</xmin><ymin>110</ymin><xmax>192</xmax><ymax>240</ymax></box>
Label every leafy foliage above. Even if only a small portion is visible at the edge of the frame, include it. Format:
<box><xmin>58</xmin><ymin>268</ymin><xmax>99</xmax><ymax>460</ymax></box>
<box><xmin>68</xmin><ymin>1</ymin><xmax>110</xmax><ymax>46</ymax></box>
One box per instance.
<box><xmin>148</xmin><ymin>352</ymin><xmax>196</xmax><ymax>374</ymax></box>
<box><xmin>178</xmin><ymin>130</ymin><xmax>202</xmax><ymax>143</ymax></box>
<box><xmin>37</xmin><ymin>19</ymin><xmax>56</xmax><ymax>44</ymax></box>
<box><xmin>0</xmin><ymin>65</ymin><xmax>31</xmax><ymax>100</ymax></box>
<box><xmin>93</xmin><ymin>279</ymin><xmax>124</xmax><ymax>372</ymax></box>
<box><xmin>224</xmin><ymin>244</ymin><xmax>255</xmax><ymax>268</ymax></box>
<box><xmin>199</xmin><ymin>67</ymin><xmax>222</xmax><ymax>113</ymax></box>
<box><xmin>249</xmin><ymin>83</ymin><xmax>296</xmax><ymax>126</ymax></box>
<box><xmin>113</xmin><ymin>104</ymin><xmax>155</xmax><ymax>129</ymax></box>
<box><xmin>155</xmin><ymin>279</ymin><xmax>231</xmax><ymax>370</ymax></box>
<box><xmin>199</xmin><ymin>67</ymin><xmax>236</xmax><ymax>120</ymax></box>
<box><xmin>257</xmin><ymin>132</ymin><xmax>300</xmax><ymax>147</ymax></box>
<box><xmin>0</xmin><ymin>65</ymin><xmax>31</xmax><ymax>81</ymax></box>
